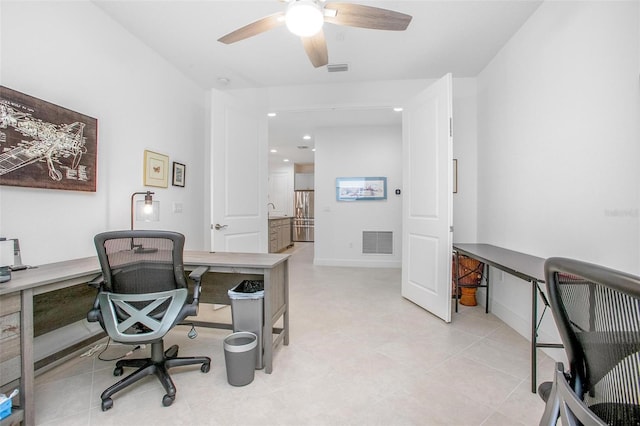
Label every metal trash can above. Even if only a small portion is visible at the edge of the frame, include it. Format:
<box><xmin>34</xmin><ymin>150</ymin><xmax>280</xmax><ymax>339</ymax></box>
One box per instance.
<box><xmin>223</xmin><ymin>332</ymin><xmax>257</xmax><ymax>386</ymax></box>
<box><xmin>228</xmin><ymin>280</ymin><xmax>264</xmax><ymax>369</ymax></box>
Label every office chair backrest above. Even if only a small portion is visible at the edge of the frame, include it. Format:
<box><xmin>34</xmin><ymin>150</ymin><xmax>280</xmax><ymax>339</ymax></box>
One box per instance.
<box><xmin>545</xmin><ymin>257</ymin><xmax>640</xmax><ymax>425</ymax></box>
<box><xmin>94</xmin><ymin>230</ymin><xmax>187</xmax><ymax>295</ymax></box>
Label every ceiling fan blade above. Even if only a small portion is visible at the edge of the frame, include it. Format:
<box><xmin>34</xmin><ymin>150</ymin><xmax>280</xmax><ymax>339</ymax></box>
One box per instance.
<box><xmin>324</xmin><ymin>3</ymin><xmax>412</xmax><ymax>31</ymax></box>
<box><xmin>218</xmin><ymin>12</ymin><xmax>285</xmax><ymax>44</ymax></box>
<box><xmin>301</xmin><ymin>30</ymin><xmax>329</xmax><ymax>68</ymax></box>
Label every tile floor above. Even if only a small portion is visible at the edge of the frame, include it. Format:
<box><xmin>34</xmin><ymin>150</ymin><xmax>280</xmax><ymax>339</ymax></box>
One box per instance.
<box><xmin>34</xmin><ymin>243</ymin><xmax>551</xmax><ymax>425</ymax></box>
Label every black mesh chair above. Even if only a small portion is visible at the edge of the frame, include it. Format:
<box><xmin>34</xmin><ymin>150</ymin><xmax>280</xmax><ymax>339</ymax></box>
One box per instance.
<box><xmin>88</xmin><ymin>230</ymin><xmax>211</xmax><ymax>411</ymax></box>
<box><xmin>540</xmin><ymin>257</ymin><xmax>640</xmax><ymax>426</ymax></box>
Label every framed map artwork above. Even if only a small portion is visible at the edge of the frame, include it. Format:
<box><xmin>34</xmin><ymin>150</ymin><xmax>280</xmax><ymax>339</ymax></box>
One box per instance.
<box><xmin>0</xmin><ymin>86</ymin><xmax>98</xmax><ymax>191</ymax></box>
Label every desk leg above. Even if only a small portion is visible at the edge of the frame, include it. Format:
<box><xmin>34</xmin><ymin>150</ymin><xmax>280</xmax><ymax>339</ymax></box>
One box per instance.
<box><xmin>22</xmin><ymin>289</ymin><xmax>35</xmax><ymax>426</ymax></box>
<box><xmin>531</xmin><ymin>280</ymin><xmax>538</xmax><ymax>393</ymax></box>
<box><xmin>485</xmin><ymin>265</ymin><xmax>490</xmax><ymax>314</ymax></box>
<box><xmin>263</xmin><ymin>269</ymin><xmax>273</xmax><ymax>374</ymax></box>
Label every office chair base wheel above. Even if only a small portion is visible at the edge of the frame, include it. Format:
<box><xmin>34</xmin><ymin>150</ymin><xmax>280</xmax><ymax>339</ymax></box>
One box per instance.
<box><xmin>162</xmin><ymin>394</ymin><xmax>175</xmax><ymax>407</ymax></box>
<box><xmin>201</xmin><ymin>362</ymin><xmax>210</xmax><ymax>373</ymax></box>
<box><xmin>101</xmin><ymin>398</ymin><xmax>113</xmax><ymax>411</ymax></box>
<box><xmin>113</xmin><ymin>366</ymin><xmax>124</xmax><ymax>376</ymax></box>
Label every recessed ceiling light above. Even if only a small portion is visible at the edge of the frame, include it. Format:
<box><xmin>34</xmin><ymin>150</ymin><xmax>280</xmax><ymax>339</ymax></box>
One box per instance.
<box><xmin>267</xmin><ymin>112</ymin><xmax>277</xmax><ymax>117</ymax></box>
<box><xmin>312</xmin><ymin>148</ymin><xmax>316</xmax><ymax>152</ymax></box>
<box><xmin>270</xmin><ymin>149</ymin><xmax>277</xmax><ymax>153</ymax></box>
<box><xmin>303</xmin><ymin>135</ymin><xmax>311</xmax><ymax>140</ymax></box>
<box><xmin>393</xmin><ymin>107</ymin><xmax>403</xmax><ymax>112</ymax></box>
<box><xmin>283</xmin><ymin>158</ymin><xmax>290</xmax><ymax>162</ymax></box>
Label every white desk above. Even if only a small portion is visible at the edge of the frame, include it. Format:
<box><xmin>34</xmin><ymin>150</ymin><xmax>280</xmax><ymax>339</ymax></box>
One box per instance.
<box><xmin>0</xmin><ymin>251</ymin><xmax>290</xmax><ymax>426</ymax></box>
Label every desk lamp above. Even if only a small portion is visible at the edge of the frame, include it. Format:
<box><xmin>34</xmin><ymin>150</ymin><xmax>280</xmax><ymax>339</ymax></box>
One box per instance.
<box><xmin>130</xmin><ymin>191</ymin><xmax>160</xmax><ymax>253</ymax></box>
<box><xmin>130</xmin><ymin>191</ymin><xmax>159</xmax><ymax>229</ymax></box>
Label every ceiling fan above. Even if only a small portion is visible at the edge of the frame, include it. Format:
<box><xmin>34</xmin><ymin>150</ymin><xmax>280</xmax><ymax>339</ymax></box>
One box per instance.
<box><xmin>217</xmin><ymin>0</ymin><xmax>412</xmax><ymax>68</ymax></box>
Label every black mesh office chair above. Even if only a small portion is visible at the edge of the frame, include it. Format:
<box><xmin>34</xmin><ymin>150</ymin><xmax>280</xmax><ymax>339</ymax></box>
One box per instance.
<box><xmin>540</xmin><ymin>257</ymin><xmax>640</xmax><ymax>426</ymax></box>
<box><xmin>88</xmin><ymin>230</ymin><xmax>211</xmax><ymax>411</ymax></box>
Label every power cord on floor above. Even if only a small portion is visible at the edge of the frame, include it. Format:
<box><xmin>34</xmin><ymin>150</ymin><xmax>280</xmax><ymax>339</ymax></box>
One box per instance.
<box><xmin>80</xmin><ymin>338</ymin><xmax>144</xmax><ymax>361</ymax></box>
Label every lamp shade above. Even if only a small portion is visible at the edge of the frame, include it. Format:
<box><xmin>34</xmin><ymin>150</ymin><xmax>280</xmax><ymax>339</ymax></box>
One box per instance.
<box><xmin>131</xmin><ymin>191</ymin><xmax>158</xmax><ymax>230</ymax></box>
<box><xmin>135</xmin><ymin>200</ymin><xmax>160</xmax><ymax>222</ymax></box>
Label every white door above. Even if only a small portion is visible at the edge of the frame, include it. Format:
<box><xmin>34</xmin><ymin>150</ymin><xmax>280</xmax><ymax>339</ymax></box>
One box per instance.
<box><xmin>401</xmin><ymin>74</ymin><xmax>453</xmax><ymax>322</ymax></box>
<box><xmin>210</xmin><ymin>89</ymin><xmax>268</xmax><ymax>253</ymax></box>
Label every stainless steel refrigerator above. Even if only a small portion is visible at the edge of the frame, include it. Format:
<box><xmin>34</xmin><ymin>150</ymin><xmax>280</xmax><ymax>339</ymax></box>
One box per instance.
<box><xmin>293</xmin><ymin>190</ymin><xmax>314</xmax><ymax>242</ymax></box>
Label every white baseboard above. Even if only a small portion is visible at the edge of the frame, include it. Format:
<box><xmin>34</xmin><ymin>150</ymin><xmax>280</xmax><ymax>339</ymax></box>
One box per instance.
<box><xmin>313</xmin><ymin>257</ymin><xmax>401</xmax><ymax>268</ymax></box>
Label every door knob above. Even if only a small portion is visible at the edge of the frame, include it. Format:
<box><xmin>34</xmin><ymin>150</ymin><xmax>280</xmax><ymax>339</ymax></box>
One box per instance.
<box><xmin>214</xmin><ymin>224</ymin><xmax>228</xmax><ymax>230</ymax></box>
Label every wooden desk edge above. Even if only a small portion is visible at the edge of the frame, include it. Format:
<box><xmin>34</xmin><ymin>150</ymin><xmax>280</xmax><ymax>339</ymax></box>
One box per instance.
<box><xmin>1</xmin><ymin>251</ymin><xmax>291</xmax><ymax>296</ymax></box>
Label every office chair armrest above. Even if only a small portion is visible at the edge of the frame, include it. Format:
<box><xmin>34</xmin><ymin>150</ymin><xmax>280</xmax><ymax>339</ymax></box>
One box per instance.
<box><xmin>188</xmin><ymin>266</ymin><xmax>208</xmax><ymax>307</ymax></box>
<box><xmin>539</xmin><ymin>362</ymin><xmax>607</xmax><ymax>426</ymax></box>
<box><xmin>87</xmin><ymin>274</ymin><xmax>105</xmax><ymax>324</ymax></box>
<box><xmin>188</xmin><ymin>266</ymin><xmax>208</xmax><ymax>282</ymax></box>
<box><xmin>88</xmin><ymin>274</ymin><xmax>105</xmax><ymax>289</ymax></box>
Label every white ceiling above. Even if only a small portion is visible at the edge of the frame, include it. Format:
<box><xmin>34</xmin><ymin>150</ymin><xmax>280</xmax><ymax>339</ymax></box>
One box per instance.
<box><xmin>93</xmin><ymin>0</ymin><xmax>542</xmax><ymax>165</ymax></box>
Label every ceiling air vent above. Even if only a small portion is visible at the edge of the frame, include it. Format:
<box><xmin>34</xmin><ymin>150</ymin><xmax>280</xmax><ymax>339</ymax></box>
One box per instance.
<box><xmin>327</xmin><ymin>63</ymin><xmax>349</xmax><ymax>73</ymax></box>
<box><xmin>297</xmin><ymin>145</ymin><xmax>309</xmax><ymax>149</ymax></box>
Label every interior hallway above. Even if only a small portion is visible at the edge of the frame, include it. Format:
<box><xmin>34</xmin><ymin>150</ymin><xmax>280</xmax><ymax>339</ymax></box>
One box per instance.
<box><xmin>34</xmin><ymin>242</ymin><xmax>549</xmax><ymax>425</ymax></box>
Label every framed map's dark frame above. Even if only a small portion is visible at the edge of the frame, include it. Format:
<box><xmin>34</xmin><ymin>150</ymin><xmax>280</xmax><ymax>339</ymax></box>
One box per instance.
<box><xmin>0</xmin><ymin>86</ymin><xmax>98</xmax><ymax>192</ymax></box>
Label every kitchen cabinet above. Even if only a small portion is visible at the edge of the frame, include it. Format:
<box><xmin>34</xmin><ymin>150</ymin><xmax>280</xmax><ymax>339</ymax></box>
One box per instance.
<box><xmin>269</xmin><ymin>217</ymin><xmax>293</xmax><ymax>253</ymax></box>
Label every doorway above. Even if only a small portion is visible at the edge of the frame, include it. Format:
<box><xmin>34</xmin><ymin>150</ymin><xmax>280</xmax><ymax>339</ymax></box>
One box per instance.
<box><xmin>267</xmin><ymin>107</ymin><xmax>403</xmax><ymax>264</ymax></box>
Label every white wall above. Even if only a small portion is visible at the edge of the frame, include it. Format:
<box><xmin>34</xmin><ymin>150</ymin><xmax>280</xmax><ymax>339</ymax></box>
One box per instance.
<box><xmin>452</xmin><ymin>78</ymin><xmax>478</xmax><ymax>243</ymax></box>
<box><xmin>476</xmin><ymin>1</ymin><xmax>640</xmax><ymax>345</ymax></box>
<box><xmin>0</xmin><ymin>1</ymin><xmax>208</xmax><ymax>265</ymax></box>
<box><xmin>315</xmin><ymin>126</ymin><xmax>402</xmax><ymax>267</ymax></box>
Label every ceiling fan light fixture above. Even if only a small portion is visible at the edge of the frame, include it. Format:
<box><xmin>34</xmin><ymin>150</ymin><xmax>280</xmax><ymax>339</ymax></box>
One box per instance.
<box><xmin>285</xmin><ymin>0</ymin><xmax>324</xmax><ymax>37</ymax></box>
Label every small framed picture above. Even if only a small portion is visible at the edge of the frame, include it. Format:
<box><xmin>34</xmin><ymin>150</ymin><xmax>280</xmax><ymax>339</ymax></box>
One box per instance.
<box><xmin>336</xmin><ymin>177</ymin><xmax>387</xmax><ymax>201</ymax></box>
<box><xmin>172</xmin><ymin>162</ymin><xmax>186</xmax><ymax>187</ymax></box>
<box><xmin>143</xmin><ymin>150</ymin><xmax>169</xmax><ymax>188</ymax></box>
